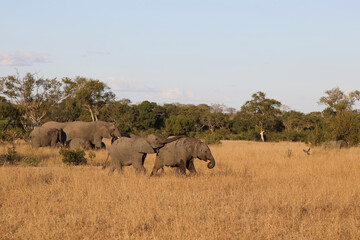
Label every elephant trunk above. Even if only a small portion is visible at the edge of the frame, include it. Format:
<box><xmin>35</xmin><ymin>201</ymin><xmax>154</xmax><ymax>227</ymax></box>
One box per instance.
<box><xmin>207</xmin><ymin>156</ymin><xmax>215</xmax><ymax>169</ymax></box>
<box><xmin>113</xmin><ymin>128</ymin><xmax>121</xmax><ymax>138</ymax></box>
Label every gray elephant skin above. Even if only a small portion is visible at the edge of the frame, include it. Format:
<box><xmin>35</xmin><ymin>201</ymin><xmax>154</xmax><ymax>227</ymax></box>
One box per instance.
<box><xmin>105</xmin><ymin>134</ymin><xmax>184</xmax><ymax>175</ymax></box>
<box><xmin>69</xmin><ymin>138</ymin><xmax>106</xmax><ymax>150</ymax></box>
<box><xmin>29</xmin><ymin>126</ymin><xmax>64</xmax><ymax>148</ymax></box>
<box><xmin>150</xmin><ymin>137</ymin><xmax>215</xmax><ymax>176</ymax></box>
<box><xmin>326</xmin><ymin>140</ymin><xmax>348</xmax><ymax>149</ymax></box>
<box><xmin>43</xmin><ymin>121</ymin><xmax>121</xmax><ymax>149</ymax></box>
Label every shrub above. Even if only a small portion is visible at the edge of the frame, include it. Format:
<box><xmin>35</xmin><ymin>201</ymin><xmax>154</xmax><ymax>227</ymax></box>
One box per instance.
<box><xmin>0</xmin><ymin>146</ymin><xmax>19</xmax><ymax>165</ymax></box>
<box><xmin>22</xmin><ymin>154</ymin><xmax>40</xmax><ymax>167</ymax></box>
<box><xmin>88</xmin><ymin>151</ymin><xmax>96</xmax><ymax>162</ymax></box>
<box><xmin>196</xmin><ymin>132</ymin><xmax>222</xmax><ymax>145</ymax></box>
<box><xmin>59</xmin><ymin>148</ymin><xmax>87</xmax><ymax>165</ymax></box>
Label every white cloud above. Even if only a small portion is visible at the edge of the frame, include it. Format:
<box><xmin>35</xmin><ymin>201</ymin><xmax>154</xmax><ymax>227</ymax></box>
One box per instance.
<box><xmin>185</xmin><ymin>91</ymin><xmax>200</xmax><ymax>100</ymax></box>
<box><xmin>103</xmin><ymin>77</ymin><xmax>208</xmax><ymax>105</ymax></box>
<box><xmin>222</xmin><ymin>95</ymin><xmax>231</xmax><ymax>102</ymax></box>
<box><xmin>0</xmin><ymin>52</ymin><xmax>50</xmax><ymax>66</ymax></box>
<box><xmin>161</xmin><ymin>88</ymin><xmax>183</xmax><ymax>99</ymax></box>
<box><xmin>103</xmin><ymin>76</ymin><xmax>154</xmax><ymax>93</ymax></box>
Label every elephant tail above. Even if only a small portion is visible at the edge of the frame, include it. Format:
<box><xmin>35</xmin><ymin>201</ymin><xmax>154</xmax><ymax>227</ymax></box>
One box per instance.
<box><xmin>102</xmin><ymin>152</ymin><xmax>110</xmax><ymax>169</ymax></box>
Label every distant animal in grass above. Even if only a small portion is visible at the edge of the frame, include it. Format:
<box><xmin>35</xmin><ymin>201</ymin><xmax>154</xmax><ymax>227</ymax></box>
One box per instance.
<box><xmin>325</xmin><ymin>140</ymin><xmax>348</xmax><ymax>149</ymax></box>
<box><xmin>303</xmin><ymin>148</ymin><xmax>311</xmax><ymax>155</ymax></box>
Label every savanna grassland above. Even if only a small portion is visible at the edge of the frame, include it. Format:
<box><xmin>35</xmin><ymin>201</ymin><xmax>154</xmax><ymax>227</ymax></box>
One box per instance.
<box><xmin>1</xmin><ymin>141</ymin><xmax>360</xmax><ymax>239</ymax></box>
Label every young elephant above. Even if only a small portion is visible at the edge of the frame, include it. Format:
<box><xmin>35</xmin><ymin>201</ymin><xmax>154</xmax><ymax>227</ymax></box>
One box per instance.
<box><xmin>105</xmin><ymin>134</ymin><xmax>184</xmax><ymax>175</ymax></box>
<box><xmin>68</xmin><ymin>138</ymin><xmax>106</xmax><ymax>150</ymax></box>
<box><xmin>150</xmin><ymin>137</ymin><xmax>216</xmax><ymax>176</ymax></box>
<box><xmin>29</xmin><ymin>126</ymin><xmax>64</xmax><ymax>148</ymax></box>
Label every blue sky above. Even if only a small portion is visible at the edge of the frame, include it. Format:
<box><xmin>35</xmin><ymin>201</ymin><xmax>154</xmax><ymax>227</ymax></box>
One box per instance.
<box><xmin>1</xmin><ymin>0</ymin><xmax>359</xmax><ymax>113</ymax></box>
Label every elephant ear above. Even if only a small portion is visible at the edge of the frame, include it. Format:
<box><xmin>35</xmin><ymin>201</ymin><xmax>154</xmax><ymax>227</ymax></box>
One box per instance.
<box><xmin>133</xmin><ymin>138</ymin><xmax>155</xmax><ymax>154</ymax></box>
<box><xmin>98</xmin><ymin>126</ymin><xmax>111</xmax><ymax>138</ymax></box>
<box><xmin>184</xmin><ymin>138</ymin><xmax>197</xmax><ymax>156</ymax></box>
<box><xmin>59</xmin><ymin>128</ymin><xmax>66</xmax><ymax>143</ymax></box>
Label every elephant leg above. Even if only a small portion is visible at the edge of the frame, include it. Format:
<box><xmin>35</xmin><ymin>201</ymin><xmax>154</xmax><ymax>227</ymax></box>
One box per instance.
<box><xmin>150</xmin><ymin>160</ymin><xmax>164</xmax><ymax>176</ymax></box>
<box><xmin>108</xmin><ymin>159</ymin><xmax>121</xmax><ymax>175</ymax></box>
<box><xmin>108</xmin><ymin>164</ymin><xmax>116</xmax><ymax>175</ymax></box>
<box><xmin>186</xmin><ymin>158</ymin><xmax>197</xmax><ymax>175</ymax></box>
<box><xmin>50</xmin><ymin>138</ymin><xmax>57</xmax><ymax>148</ymax></box>
<box><xmin>132</xmin><ymin>155</ymin><xmax>146</xmax><ymax>174</ymax></box>
<box><xmin>133</xmin><ymin>162</ymin><xmax>146</xmax><ymax>174</ymax></box>
<box><xmin>115</xmin><ymin>163</ymin><xmax>122</xmax><ymax>174</ymax></box>
<box><xmin>178</xmin><ymin>160</ymin><xmax>186</xmax><ymax>175</ymax></box>
<box><xmin>93</xmin><ymin>138</ymin><xmax>103</xmax><ymax>150</ymax></box>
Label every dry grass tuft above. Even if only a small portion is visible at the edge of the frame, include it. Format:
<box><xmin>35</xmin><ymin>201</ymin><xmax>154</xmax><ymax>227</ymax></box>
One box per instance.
<box><xmin>1</xmin><ymin>141</ymin><xmax>360</xmax><ymax>239</ymax></box>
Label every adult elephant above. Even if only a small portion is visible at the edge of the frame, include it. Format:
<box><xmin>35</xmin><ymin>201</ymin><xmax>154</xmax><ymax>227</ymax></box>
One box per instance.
<box><xmin>43</xmin><ymin>121</ymin><xmax>121</xmax><ymax>149</ymax></box>
<box><xmin>29</xmin><ymin>126</ymin><xmax>65</xmax><ymax>148</ymax></box>
<box><xmin>104</xmin><ymin>134</ymin><xmax>185</xmax><ymax>175</ymax></box>
<box><xmin>150</xmin><ymin>137</ymin><xmax>215</xmax><ymax>176</ymax></box>
<box><xmin>42</xmin><ymin>121</ymin><xmax>68</xmax><ymax>130</ymax></box>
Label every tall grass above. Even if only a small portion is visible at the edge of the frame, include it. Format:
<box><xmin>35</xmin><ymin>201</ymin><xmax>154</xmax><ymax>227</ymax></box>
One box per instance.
<box><xmin>1</xmin><ymin>141</ymin><xmax>360</xmax><ymax>239</ymax></box>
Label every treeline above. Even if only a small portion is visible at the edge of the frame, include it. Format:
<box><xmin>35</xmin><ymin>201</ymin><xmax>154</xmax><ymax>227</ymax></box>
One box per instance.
<box><xmin>1</xmin><ymin>73</ymin><xmax>360</xmax><ymax>145</ymax></box>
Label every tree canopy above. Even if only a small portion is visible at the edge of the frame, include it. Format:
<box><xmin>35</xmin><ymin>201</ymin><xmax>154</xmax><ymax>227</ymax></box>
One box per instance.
<box><xmin>1</xmin><ymin>72</ymin><xmax>360</xmax><ymax>145</ymax></box>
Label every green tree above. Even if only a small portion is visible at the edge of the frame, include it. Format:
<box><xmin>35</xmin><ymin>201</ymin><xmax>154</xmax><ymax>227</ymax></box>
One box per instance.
<box><xmin>99</xmin><ymin>99</ymin><xmax>136</xmax><ymax>133</ymax></box>
<box><xmin>329</xmin><ymin>111</ymin><xmax>360</xmax><ymax>145</ymax></box>
<box><xmin>0</xmin><ymin>72</ymin><xmax>63</xmax><ymax>130</ymax></box>
<box><xmin>241</xmin><ymin>92</ymin><xmax>282</xmax><ymax>141</ymax></box>
<box><xmin>62</xmin><ymin>77</ymin><xmax>115</xmax><ymax>121</ymax></box>
<box><xmin>133</xmin><ymin>101</ymin><xmax>165</xmax><ymax>131</ymax></box>
<box><xmin>319</xmin><ymin>88</ymin><xmax>360</xmax><ymax>145</ymax></box>
<box><xmin>200</xmin><ymin>111</ymin><xmax>229</xmax><ymax>133</ymax></box>
<box><xmin>304</xmin><ymin>112</ymin><xmax>326</xmax><ymax>146</ymax></box>
<box><xmin>319</xmin><ymin>87</ymin><xmax>360</xmax><ymax>112</ymax></box>
<box><xmin>231</xmin><ymin>111</ymin><xmax>257</xmax><ymax>139</ymax></box>
<box><xmin>281</xmin><ymin>111</ymin><xmax>306</xmax><ymax>141</ymax></box>
<box><xmin>164</xmin><ymin>115</ymin><xmax>192</xmax><ymax>136</ymax></box>
<box><xmin>0</xmin><ymin>102</ymin><xmax>23</xmax><ymax>140</ymax></box>
<box><xmin>179</xmin><ymin>104</ymin><xmax>211</xmax><ymax>133</ymax></box>
<box><xmin>45</xmin><ymin>100</ymin><xmax>84</xmax><ymax>122</ymax></box>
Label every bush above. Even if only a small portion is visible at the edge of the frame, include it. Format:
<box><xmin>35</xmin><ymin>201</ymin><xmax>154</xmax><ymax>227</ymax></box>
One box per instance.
<box><xmin>0</xmin><ymin>146</ymin><xmax>19</xmax><ymax>165</ymax></box>
<box><xmin>329</xmin><ymin>111</ymin><xmax>360</xmax><ymax>146</ymax></box>
<box><xmin>196</xmin><ymin>132</ymin><xmax>222</xmax><ymax>145</ymax></box>
<box><xmin>59</xmin><ymin>148</ymin><xmax>87</xmax><ymax>165</ymax></box>
<box><xmin>88</xmin><ymin>151</ymin><xmax>96</xmax><ymax>162</ymax></box>
<box><xmin>22</xmin><ymin>154</ymin><xmax>40</xmax><ymax>167</ymax></box>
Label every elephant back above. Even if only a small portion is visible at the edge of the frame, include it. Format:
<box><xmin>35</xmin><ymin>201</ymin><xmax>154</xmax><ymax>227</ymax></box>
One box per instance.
<box><xmin>43</xmin><ymin>121</ymin><xmax>68</xmax><ymax>130</ymax></box>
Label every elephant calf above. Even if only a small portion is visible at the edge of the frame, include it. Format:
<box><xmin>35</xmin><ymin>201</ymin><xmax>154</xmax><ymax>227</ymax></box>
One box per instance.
<box><xmin>105</xmin><ymin>134</ymin><xmax>184</xmax><ymax>175</ymax></box>
<box><xmin>29</xmin><ymin>126</ymin><xmax>64</xmax><ymax>148</ymax></box>
<box><xmin>68</xmin><ymin>138</ymin><xmax>106</xmax><ymax>150</ymax></box>
<box><xmin>150</xmin><ymin>137</ymin><xmax>216</xmax><ymax>176</ymax></box>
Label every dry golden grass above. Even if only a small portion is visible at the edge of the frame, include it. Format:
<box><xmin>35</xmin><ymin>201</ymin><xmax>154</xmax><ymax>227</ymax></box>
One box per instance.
<box><xmin>1</xmin><ymin>140</ymin><xmax>360</xmax><ymax>239</ymax></box>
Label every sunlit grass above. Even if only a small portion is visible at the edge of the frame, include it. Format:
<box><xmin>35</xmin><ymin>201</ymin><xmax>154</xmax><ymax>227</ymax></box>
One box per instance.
<box><xmin>1</xmin><ymin>140</ymin><xmax>360</xmax><ymax>239</ymax></box>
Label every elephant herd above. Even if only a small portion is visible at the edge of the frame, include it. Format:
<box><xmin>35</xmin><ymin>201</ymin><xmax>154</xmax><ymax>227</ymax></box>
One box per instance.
<box><xmin>29</xmin><ymin>121</ymin><xmax>216</xmax><ymax>176</ymax></box>
<box><xmin>29</xmin><ymin>121</ymin><xmax>120</xmax><ymax>150</ymax></box>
